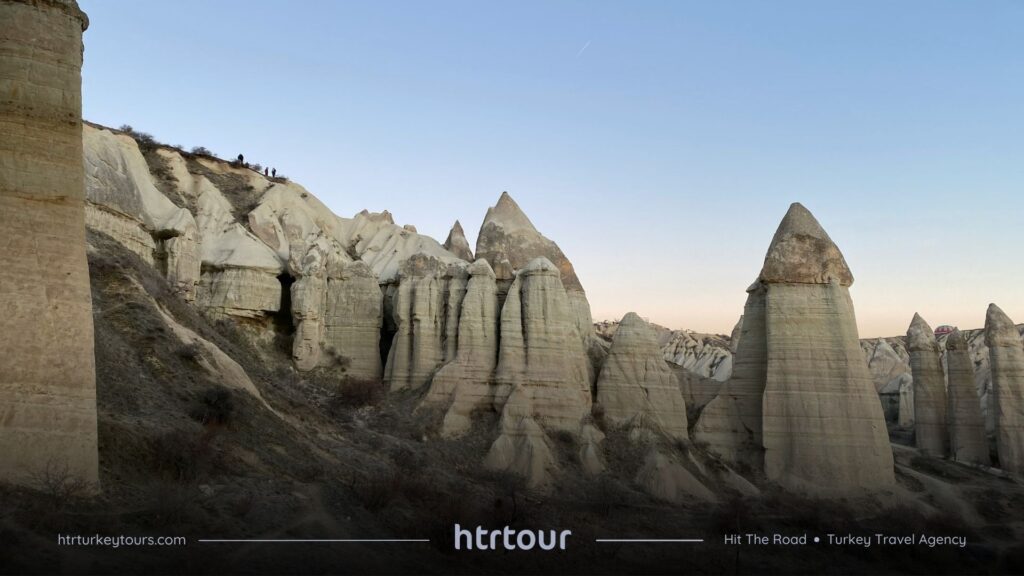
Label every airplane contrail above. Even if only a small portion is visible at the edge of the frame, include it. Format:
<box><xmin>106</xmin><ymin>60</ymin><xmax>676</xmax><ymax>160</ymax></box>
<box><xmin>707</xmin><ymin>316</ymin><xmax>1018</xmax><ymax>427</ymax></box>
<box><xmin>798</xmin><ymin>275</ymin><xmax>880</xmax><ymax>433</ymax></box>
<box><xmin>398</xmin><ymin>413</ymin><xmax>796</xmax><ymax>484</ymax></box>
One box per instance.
<box><xmin>576</xmin><ymin>40</ymin><xmax>591</xmax><ymax>58</ymax></box>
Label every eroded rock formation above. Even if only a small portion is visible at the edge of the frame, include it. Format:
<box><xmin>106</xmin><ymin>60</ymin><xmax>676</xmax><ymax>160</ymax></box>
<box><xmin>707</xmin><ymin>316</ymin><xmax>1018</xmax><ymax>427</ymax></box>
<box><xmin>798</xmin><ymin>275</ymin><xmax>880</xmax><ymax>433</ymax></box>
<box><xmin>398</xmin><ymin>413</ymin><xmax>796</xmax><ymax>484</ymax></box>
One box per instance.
<box><xmin>0</xmin><ymin>0</ymin><xmax>98</xmax><ymax>490</ymax></box>
<box><xmin>985</xmin><ymin>304</ymin><xmax>1024</xmax><ymax>475</ymax></box>
<box><xmin>692</xmin><ymin>281</ymin><xmax>767</xmax><ymax>467</ymax></box>
<box><xmin>760</xmin><ymin>204</ymin><xmax>893</xmax><ymax>492</ymax></box>
<box><xmin>695</xmin><ymin>203</ymin><xmax>894</xmax><ymax>493</ymax></box>
<box><xmin>946</xmin><ymin>330</ymin><xmax>991</xmax><ymax>466</ymax></box>
<box><xmin>443</xmin><ymin>220</ymin><xmax>474</xmax><ymax>261</ymax></box>
<box><xmin>907</xmin><ymin>313</ymin><xmax>948</xmax><ymax>457</ymax></box>
<box><xmin>421</xmin><ymin>259</ymin><xmax>499</xmax><ymax>437</ymax></box>
<box><xmin>475</xmin><ymin>192</ymin><xmax>599</xmax><ymax>379</ymax></box>
<box><xmin>596</xmin><ymin>313</ymin><xmax>688</xmax><ymax>441</ymax></box>
<box><xmin>485</xmin><ymin>258</ymin><xmax>591</xmax><ymax>487</ymax></box>
<box><xmin>324</xmin><ymin>261</ymin><xmax>383</xmax><ymax>380</ymax></box>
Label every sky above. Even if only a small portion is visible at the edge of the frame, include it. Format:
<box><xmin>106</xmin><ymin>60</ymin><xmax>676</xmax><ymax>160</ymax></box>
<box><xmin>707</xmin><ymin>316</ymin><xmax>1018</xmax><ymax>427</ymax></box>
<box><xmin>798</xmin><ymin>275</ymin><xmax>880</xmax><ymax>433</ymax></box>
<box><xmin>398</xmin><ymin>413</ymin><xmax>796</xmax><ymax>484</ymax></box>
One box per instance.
<box><xmin>79</xmin><ymin>0</ymin><xmax>1024</xmax><ymax>337</ymax></box>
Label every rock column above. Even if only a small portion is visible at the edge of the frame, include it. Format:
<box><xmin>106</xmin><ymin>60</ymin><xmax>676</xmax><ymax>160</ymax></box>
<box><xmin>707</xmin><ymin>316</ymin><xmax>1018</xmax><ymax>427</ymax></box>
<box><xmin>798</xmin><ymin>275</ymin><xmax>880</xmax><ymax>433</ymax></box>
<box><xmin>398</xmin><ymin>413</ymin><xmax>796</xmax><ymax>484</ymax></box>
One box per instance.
<box><xmin>985</xmin><ymin>304</ymin><xmax>1024</xmax><ymax>475</ymax></box>
<box><xmin>907</xmin><ymin>313</ymin><xmax>948</xmax><ymax>457</ymax></box>
<box><xmin>946</xmin><ymin>330</ymin><xmax>991</xmax><ymax>466</ymax></box>
<box><xmin>0</xmin><ymin>0</ymin><xmax>99</xmax><ymax>489</ymax></box>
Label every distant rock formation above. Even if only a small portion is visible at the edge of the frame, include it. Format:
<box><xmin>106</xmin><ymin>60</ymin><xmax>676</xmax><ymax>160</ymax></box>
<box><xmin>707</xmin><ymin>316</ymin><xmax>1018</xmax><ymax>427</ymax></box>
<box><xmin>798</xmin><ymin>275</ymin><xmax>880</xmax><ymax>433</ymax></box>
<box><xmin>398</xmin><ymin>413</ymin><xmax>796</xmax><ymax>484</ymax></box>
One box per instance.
<box><xmin>594</xmin><ymin>320</ymin><xmax>733</xmax><ymax>382</ymax></box>
<box><xmin>696</xmin><ymin>203</ymin><xmax>894</xmax><ymax>493</ymax></box>
<box><xmin>486</xmin><ymin>258</ymin><xmax>591</xmax><ymax>488</ymax></box>
<box><xmin>0</xmin><ymin>0</ymin><xmax>99</xmax><ymax>490</ymax></box>
<box><xmin>596</xmin><ymin>313</ymin><xmax>688</xmax><ymax>441</ymax></box>
<box><xmin>985</xmin><ymin>304</ymin><xmax>1024</xmax><ymax>476</ymax></box>
<box><xmin>946</xmin><ymin>330</ymin><xmax>991</xmax><ymax>466</ymax></box>
<box><xmin>907</xmin><ymin>314</ymin><xmax>948</xmax><ymax>457</ymax></box>
<box><xmin>421</xmin><ymin>260</ymin><xmax>499</xmax><ymax>437</ymax></box>
<box><xmin>443</xmin><ymin>220</ymin><xmax>474</xmax><ymax>261</ymax></box>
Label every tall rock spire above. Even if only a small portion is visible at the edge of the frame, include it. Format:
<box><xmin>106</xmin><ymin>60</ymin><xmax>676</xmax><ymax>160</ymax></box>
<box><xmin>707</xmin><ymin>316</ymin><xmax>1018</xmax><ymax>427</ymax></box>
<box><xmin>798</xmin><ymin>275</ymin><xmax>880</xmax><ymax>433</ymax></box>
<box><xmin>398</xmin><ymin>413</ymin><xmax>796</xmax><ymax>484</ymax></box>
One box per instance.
<box><xmin>907</xmin><ymin>313</ymin><xmax>949</xmax><ymax>457</ymax></box>
<box><xmin>0</xmin><ymin>0</ymin><xmax>98</xmax><ymax>490</ymax></box>
<box><xmin>443</xmin><ymin>220</ymin><xmax>474</xmax><ymax>262</ymax></box>
<box><xmin>695</xmin><ymin>203</ymin><xmax>894</xmax><ymax>493</ymax></box>
<box><xmin>946</xmin><ymin>330</ymin><xmax>991</xmax><ymax>466</ymax></box>
<box><xmin>985</xmin><ymin>304</ymin><xmax>1024</xmax><ymax>476</ymax></box>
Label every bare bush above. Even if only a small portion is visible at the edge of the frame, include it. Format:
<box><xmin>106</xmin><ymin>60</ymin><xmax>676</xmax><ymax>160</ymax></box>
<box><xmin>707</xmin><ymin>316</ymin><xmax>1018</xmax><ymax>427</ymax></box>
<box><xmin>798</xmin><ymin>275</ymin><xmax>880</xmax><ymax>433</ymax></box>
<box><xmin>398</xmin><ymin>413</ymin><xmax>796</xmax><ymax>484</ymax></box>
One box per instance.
<box><xmin>29</xmin><ymin>460</ymin><xmax>93</xmax><ymax>507</ymax></box>
<box><xmin>190</xmin><ymin>386</ymin><xmax>234</xmax><ymax>427</ymax></box>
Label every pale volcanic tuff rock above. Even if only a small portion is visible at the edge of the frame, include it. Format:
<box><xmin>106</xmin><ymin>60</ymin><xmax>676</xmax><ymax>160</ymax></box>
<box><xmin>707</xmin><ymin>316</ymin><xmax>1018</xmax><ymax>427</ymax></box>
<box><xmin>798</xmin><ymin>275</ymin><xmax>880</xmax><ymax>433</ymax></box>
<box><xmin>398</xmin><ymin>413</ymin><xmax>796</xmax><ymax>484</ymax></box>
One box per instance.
<box><xmin>491</xmin><ymin>258</ymin><xmax>592</xmax><ymax>431</ymax></box>
<box><xmin>0</xmin><ymin>0</ymin><xmax>98</xmax><ymax>490</ymax></box>
<box><xmin>946</xmin><ymin>330</ymin><xmax>991</xmax><ymax>466</ymax></box>
<box><xmin>486</xmin><ymin>258</ymin><xmax>592</xmax><ymax>488</ymax></box>
<box><xmin>760</xmin><ymin>204</ymin><xmax>893</xmax><ymax>492</ymax></box>
<box><xmin>692</xmin><ymin>281</ymin><xmax>768</xmax><ymax>468</ymax></box>
<box><xmin>985</xmin><ymin>304</ymin><xmax>1024</xmax><ymax>476</ymax></box>
<box><xmin>593</xmin><ymin>320</ymin><xmax>736</xmax><ymax>383</ymax></box>
<box><xmin>289</xmin><ymin>242</ymin><xmax>330</xmax><ymax>372</ymax></box>
<box><xmin>339</xmin><ymin>209</ymin><xmax>465</xmax><ymax>283</ymax></box>
<box><xmin>84</xmin><ymin>125</ymin><xmax>202</xmax><ymax>300</ymax></box>
<box><xmin>421</xmin><ymin>260</ymin><xmax>499</xmax><ymax>437</ymax></box>
<box><xmin>475</xmin><ymin>192</ymin><xmax>600</xmax><ymax>378</ymax></box>
<box><xmin>596</xmin><ymin>313</ymin><xmax>688</xmax><ymax>442</ymax></box>
<box><xmin>696</xmin><ymin>203</ymin><xmax>894</xmax><ymax>493</ymax></box>
<box><xmin>443</xmin><ymin>220</ymin><xmax>474</xmax><ymax>262</ymax></box>
<box><xmin>323</xmin><ymin>260</ymin><xmax>384</xmax><ymax>381</ymax></box>
<box><xmin>907</xmin><ymin>314</ymin><xmax>948</xmax><ymax>457</ymax></box>
<box><xmin>384</xmin><ymin>255</ymin><xmax>468</xmax><ymax>391</ymax></box>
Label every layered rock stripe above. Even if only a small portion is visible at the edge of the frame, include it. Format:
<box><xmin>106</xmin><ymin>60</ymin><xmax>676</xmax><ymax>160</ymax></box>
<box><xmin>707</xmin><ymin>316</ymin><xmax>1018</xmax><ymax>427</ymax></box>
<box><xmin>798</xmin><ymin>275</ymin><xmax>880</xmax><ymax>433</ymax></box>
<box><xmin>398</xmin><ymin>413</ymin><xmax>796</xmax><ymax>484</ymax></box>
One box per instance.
<box><xmin>0</xmin><ymin>0</ymin><xmax>99</xmax><ymax>489</ymax></box>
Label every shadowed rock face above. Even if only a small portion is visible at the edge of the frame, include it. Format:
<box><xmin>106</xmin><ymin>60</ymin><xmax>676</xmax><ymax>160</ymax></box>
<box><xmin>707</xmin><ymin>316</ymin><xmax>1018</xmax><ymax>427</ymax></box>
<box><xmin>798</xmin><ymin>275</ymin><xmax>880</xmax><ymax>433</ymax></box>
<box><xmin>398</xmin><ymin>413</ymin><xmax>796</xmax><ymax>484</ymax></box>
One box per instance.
<box><xmin>596</xmin><ymin>313</ymin><xmax>688</xmax><ymax>441</ymax></box>
<box><xmin>693</xmin><ymin>281</ymin><xmax>767</xmax><ymax>468</ymax></box>
<box><xmin>475</xmin><ymin>192</ymin><xmax>583</xmax><ymax>292</ymax></box>
<box><xmin>0</xmin><ymin>0</ymin><xmax>99</xmax><ymax>490</ymax></box>
<box><xmin>985</xmin><ymin>304</ymin><xmax>1024</xmax><ymax>476</ymax></box>
<box><xmin>695</xmin><ymin>203</ymin><xmax>894</xmax><ymax>494</ymax></box>
<box><xmin>907</xmin><ymin>313</ymin><xmax>948</xmax><ymax>457</ymax></box>
<box><xmin>946</xmin><ymin>330</ymin><xmax>991</xmax><ymax>466</ymax></box>
<box><xmin>759</xmin><ymin>202</ymin><xmax>854</xmax><ymax>286</ymax></box>
<box><xmin>443</xmin><ymin>220</ymin><xmax>473</xmax><ymax>262</ymax></box>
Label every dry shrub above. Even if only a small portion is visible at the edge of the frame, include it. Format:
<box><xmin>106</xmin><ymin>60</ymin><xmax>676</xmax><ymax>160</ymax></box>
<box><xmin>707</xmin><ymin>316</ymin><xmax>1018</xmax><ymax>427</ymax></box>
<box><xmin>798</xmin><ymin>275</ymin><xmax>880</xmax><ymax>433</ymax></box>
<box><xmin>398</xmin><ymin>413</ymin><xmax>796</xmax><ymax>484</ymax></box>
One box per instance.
<box><xmin>332</xmin><ymin>377</ymin><xmax>383</xmax><ymax>409</ymax></box>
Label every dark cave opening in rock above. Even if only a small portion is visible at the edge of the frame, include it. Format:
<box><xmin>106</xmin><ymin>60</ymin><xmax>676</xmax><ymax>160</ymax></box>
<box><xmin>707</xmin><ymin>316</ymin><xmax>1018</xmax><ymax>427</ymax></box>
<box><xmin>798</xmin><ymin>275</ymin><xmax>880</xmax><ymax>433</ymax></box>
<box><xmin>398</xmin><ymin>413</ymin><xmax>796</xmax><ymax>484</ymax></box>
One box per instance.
<box><xmin>273</xmin><ymin>273</ymin><xmax>295</xmax><ymax>356</ymax></box>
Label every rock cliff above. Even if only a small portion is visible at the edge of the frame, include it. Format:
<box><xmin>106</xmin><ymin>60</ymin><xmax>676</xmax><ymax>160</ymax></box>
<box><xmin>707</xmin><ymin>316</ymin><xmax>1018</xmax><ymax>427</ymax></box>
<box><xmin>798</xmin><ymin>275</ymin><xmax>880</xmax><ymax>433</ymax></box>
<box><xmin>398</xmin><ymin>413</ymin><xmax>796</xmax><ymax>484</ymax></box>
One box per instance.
<box><xmin>0</xmin><ymin>0</ymin><xmax>99</xmax><ymax>491</ymax></box>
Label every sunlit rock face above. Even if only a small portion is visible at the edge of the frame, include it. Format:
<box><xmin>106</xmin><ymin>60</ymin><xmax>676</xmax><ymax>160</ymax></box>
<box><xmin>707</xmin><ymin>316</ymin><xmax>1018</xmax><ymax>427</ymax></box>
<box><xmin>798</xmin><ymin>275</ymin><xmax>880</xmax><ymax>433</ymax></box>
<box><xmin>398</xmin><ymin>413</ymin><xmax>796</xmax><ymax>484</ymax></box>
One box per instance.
<box><xmin>985</xmin><ymin>304</ymin><xmax>1024</xmax><ymax>476</ymax></box>
<box><xmin>420</xmin><ymin>259</ymin><xmax>499</xmax><ymax>438</ymax></box>
<box><xmin>474</xmin><ymin>192</ymin><xmax>601</xmax><ymax>380</ymax></box>
<box><xmin>695</xmin><ymin>203</ymin><xmax>894</xmax><ymax>494</ymax></box>
<box><xmin>485</xmin><ymin>258</ymin><xmax>592</xmax><ymax>489</ymax></box>
<box><xmin>907</xmin><ymin>313</ymin><xmax>949</xmax><ymax>457</ymax></box>
<box><xmin>0</xmin><ymin>0</ymin><xmax>99</xmax><ymax>490</ymax></box>
<box><xmin>84</xmin><ymin>126</ymin><xmax>202</xmax><ymax>301</ymax></box>
<box><xmin>946</xmin><ymin>330</ymin><xmax>991</xmax><ymax>466</ymax></box>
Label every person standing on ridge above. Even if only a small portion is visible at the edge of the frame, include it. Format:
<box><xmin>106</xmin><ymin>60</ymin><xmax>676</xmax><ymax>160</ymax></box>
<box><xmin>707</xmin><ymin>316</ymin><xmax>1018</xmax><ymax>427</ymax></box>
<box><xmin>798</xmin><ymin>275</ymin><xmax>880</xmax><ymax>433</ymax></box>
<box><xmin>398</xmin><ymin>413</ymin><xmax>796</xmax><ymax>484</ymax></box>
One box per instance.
<box><xmin>271</xmin><ymin>168</ymin><xmax>276</xmax><ymax>177</ymax></box>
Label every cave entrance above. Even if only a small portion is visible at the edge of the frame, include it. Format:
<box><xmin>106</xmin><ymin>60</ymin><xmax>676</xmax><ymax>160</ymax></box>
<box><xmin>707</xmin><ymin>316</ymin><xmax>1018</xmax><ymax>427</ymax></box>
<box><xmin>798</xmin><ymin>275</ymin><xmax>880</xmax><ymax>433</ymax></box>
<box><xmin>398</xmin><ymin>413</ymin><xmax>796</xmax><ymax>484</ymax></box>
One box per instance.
<box><xmin>273</xmin><ymin>273</ymin><xmax>295</xmax><ymax>356</ymax></box>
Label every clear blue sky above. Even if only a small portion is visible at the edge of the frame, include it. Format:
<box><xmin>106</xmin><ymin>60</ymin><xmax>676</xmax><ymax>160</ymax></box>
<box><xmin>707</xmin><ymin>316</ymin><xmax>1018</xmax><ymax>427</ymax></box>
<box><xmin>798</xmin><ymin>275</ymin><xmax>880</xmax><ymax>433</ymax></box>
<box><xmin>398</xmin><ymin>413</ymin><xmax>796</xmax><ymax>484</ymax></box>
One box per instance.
<box><xmin>80</xmin><ymin>0</ymin><xmax>1024</xmax><ymax>337</ymax></box>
